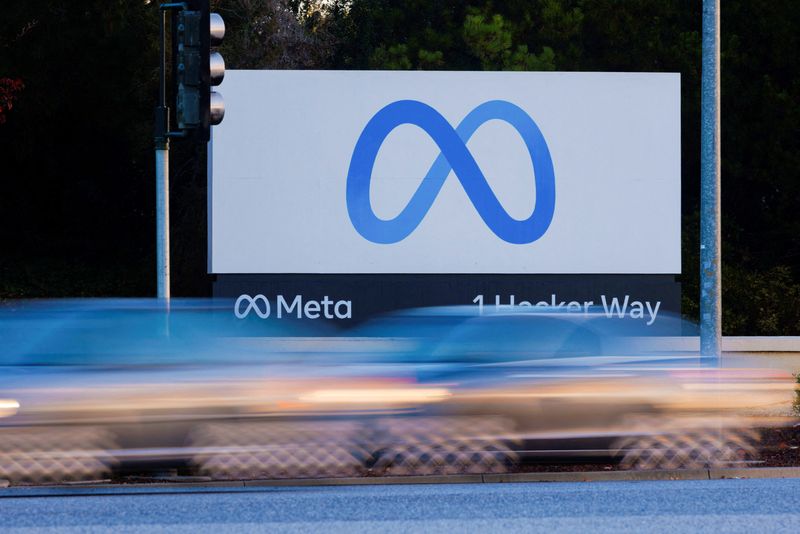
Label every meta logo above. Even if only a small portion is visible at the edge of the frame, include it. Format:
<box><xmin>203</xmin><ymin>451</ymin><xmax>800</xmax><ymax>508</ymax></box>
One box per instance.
<box><xmin>235</xmin><ymin>294</ymin><xmax>352</xmax><ymax>320</ymax></box>
<box><xmin>346</xmin><ymin>100</ymin><xmax>556</xmax><ymax>244</ymax></box>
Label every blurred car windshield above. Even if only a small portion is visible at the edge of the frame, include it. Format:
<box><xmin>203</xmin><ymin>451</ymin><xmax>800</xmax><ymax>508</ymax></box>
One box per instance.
<box><xmin>432</xmin><ymin>314</ymin><xmax>602</xmax><ymax>364</ymax></box>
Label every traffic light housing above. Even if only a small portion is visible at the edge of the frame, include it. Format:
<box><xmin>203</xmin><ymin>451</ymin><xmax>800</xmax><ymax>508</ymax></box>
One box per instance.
<box><xmin>174</xmin><ymin>0</ymin><xmax>225</xmax><ymax>141</ymax></box>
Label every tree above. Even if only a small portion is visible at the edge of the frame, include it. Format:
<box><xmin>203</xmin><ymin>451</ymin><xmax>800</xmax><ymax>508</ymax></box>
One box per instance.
<box><xmin>462</xmin><ymin>12</ymin><xmax>554</xmax><ymax>71</ymax></box>
<box><xmin>216</xmin><ymin>0</ymin><xmax>337</xmax><ymax>69</ymax></box>
<box><xmin>0</xmin><ymin>1</ymin><xmax>161</xmax><ymax>296</ymax></box>
<box><xmin>0</xmin><ymin>78</ymin><xmax>24</xmax><ymax>124</ymax></box>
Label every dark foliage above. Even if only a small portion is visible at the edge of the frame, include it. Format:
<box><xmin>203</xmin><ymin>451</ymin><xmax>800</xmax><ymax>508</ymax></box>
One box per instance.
<box><xmin>1</xmin><ymin>0</ymin><xmax>798</xmax><ymax>334</ymax></box>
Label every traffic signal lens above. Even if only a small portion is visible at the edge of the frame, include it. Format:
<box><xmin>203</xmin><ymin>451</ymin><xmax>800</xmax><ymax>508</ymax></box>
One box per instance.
<box><xmin>210</xmin><ymin>13</ymin><xmax>225</xmax><ymax>46</ymax></box>
<box><xmin>210</xmin><ymin>51</ymin><xmax>225</xmax><ymax>86</ymax></box>
<box><xmin>210</xmin><ymin>91</ymin><xmax>225</xmax><ymax>125</ymax></box>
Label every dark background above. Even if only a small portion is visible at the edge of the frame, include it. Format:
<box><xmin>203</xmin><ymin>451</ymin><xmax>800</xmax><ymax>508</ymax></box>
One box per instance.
<box><xmin>1</xmin><ymin>0</ymin><xmax>798</xmax><ymax>334</ymax></box>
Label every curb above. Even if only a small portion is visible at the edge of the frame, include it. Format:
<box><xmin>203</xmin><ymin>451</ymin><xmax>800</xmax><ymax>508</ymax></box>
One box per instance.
<box><xmin>710</xmin><ymin>467</ymin><xmax>800</xmax><ymax>479</ymax></box>
<box><xmin>2</xmin><ymin>467</ymin><xmax>800</xmax><ymax>495</ymax></box>
<box><xmin>482</xmin><ymin>469</ymin><xmax>711</xmax><ymax>483</ymax></box>
<box><xmin>244</xmin><ymin>474</ymin><xmax>484</xmax><ymax>487</ymax></box>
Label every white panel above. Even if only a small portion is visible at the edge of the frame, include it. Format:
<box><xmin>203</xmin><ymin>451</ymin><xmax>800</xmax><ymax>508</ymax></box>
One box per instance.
<box><xmin>211</xmin><ymin>70</ymin><xmax>680</xmax><ymax>274</ymax></box>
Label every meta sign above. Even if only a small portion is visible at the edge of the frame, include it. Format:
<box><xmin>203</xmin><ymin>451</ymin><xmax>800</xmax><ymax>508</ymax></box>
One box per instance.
<box><xmin>210</xmin><ymin>71</ymin><xmax>681</xmax><ymax>324</ymax></box>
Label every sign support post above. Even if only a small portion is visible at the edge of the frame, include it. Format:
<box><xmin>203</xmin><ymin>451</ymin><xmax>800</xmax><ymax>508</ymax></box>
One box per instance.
<box><xmin>700</xmin><ymin>0</ymin><xmax>721</xmax><ymax>363</ymax></box>
<box><xmin>154</xmin><ymin>6</ymin><xmax>171</xmax><ymax>300</ymax></box>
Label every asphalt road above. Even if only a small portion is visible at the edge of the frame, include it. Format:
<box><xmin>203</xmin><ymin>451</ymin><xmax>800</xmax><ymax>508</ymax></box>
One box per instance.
<box><xmin>2</xmin><ymin>479</ymin><xmax>800</xmax><ymax>533</ymax></box>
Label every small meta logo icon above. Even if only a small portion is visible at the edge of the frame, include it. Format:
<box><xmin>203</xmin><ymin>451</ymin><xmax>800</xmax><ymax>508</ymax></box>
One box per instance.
<box><xmin>346</xmin><ymin>100</ymin><xmax>556</xmax><ymax>245</ymax></box>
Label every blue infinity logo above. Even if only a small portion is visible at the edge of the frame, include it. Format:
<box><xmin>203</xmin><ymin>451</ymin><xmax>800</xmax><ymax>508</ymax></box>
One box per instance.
<box><xmin>346</xmin><ymin>100</ymin><xmax>555</xmax><ymax>244</ymax></box>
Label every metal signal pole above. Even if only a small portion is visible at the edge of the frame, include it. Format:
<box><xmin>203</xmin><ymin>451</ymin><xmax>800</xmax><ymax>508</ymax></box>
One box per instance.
<box><xmin>700</xmin><ymin>0</ymin><xmax>721</xmax><ymax>363</ymax></box>
<box><xmin>154</xmin><ymin>2</ymin><xmax>225</xmax><ymax>300</ymax></box>
<box><xmin>155</xmin><ymin>6</ymin><xmax>171</xmax><ymax>300</ymax></box>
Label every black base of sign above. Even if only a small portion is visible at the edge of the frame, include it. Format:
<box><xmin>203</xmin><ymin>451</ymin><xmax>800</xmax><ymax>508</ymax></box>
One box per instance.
<box><xmin>213</xmin><ymin>274</ymin><xmax>680</xmax><ymax>331</ymax></box>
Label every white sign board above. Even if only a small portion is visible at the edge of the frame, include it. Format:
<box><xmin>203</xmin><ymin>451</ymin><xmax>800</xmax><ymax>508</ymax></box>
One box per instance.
<box><xmin>210</xmin><ymin>70</ymin><xmax>680</xmax><ymax>274</ymax></box>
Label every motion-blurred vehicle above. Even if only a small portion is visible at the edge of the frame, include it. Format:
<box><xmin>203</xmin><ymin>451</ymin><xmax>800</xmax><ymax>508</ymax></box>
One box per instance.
<box><xmin>0</xmin><ymin>300</ymin><xmax>449</xmax><ymax>483</ymax></box>
<box><xmin>0</xmin><ymin>301</ymin><xmax>796</xmax><ymax>483</ymax></box>
<box><xmin>342</xmin><ymin>306</ymin><xmax>798</xmax><ymax>472</ymax></box>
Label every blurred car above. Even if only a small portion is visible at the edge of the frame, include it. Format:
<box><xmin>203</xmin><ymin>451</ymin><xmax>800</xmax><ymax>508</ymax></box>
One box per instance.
<box><xmin>340</xmin><ymin>306</ymin><xmax>798</xmax><ymax>472</ymax></box>
<box><xmin>0</xmin><ymin>301</ymin><xmax>796</xmax><ymax>483</ymax></box>
<box><xmin>0</xmin><ymin>299</ymin><xmax>451</xmax><ymax>483</ymax></box>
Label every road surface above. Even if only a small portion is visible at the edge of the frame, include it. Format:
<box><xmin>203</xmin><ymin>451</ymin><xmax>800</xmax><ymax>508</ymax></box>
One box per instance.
<box><xmin>2</xmin><ymin>478</ymin><xmax>799</xmax><ymax>532</ymax></box>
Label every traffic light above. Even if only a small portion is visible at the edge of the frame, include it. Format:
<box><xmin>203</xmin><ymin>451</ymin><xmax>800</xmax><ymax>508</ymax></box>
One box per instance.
<box><xmin>174</xmin><ymin>0</ymin><xmax>225</xmax><ymax>141</ymax></box>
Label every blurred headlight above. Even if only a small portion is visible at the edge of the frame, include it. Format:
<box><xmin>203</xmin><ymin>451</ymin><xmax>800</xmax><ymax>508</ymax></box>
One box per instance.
<box><xmin>681</xmin><ymin>383</ymin><xmax>795</xmax><ymax>391</ymax></box>
<box><xmin>0</xmin><ymin>399</ymin><xmax>20</xmax><ymax>417</ymax></box>
<box><xmin>300</xmin><ymin>388</ymin><xmax>451</xmax><ymax>404</ymax></box>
